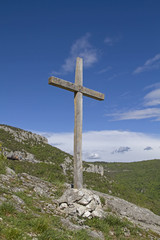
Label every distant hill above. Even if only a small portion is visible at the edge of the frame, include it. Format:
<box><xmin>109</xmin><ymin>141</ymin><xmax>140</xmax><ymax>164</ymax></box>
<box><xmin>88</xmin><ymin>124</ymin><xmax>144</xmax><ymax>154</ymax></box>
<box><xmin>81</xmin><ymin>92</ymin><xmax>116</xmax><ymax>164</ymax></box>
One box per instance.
<box><xmin>84</xmin><ymin>159</ymin><xmax>160</xmax><ymax>216</ymax></box>
<box><xmin>0</xmin><ymin>124</ymin><xmax>160</xmax><ymax>239</ymax></box>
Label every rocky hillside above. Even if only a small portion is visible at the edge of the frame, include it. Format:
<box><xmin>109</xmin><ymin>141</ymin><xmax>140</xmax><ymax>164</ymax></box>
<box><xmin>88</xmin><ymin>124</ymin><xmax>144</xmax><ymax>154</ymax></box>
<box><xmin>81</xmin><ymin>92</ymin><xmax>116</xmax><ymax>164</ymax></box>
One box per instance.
<box><xmin>0</xmin><ymin>124</ymin><xmax>103</xmax><ymax>178</ymax></box>
<box><xmin>0</xmin><ymin>124</ymin><xmax>160</xmax><ymax>239</ymax></box>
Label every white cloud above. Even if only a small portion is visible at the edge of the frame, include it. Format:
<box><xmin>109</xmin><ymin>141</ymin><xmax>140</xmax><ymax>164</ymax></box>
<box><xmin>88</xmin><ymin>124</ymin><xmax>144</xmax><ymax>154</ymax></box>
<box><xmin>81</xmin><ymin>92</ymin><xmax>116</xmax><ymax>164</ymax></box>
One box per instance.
<box><xmin>108</xmin><ymin>108</ymin><xmax>160</xmax><ymax>121</ymax></box>
<box><xmin>108</xmin><ymin>84</ymin><xmax>160</xmax><ymax>121</ymax></box>
<box><xmin>133</xmin><ymin>53</ymin><xmax>160</xmax><ymax>74</ymax></box>
<box><xmin>53</xmin><ymin>33</ymin><xmax>98</xmax><ymax>74</ymax></box>
<box><xmin>144</xmin><ymin>88</ymin><xmax>160</xmax><ymax>106</ymax></box>
<box><xmin>38</xmin><ymin>130</ymin><xmax>160</xmax><ymax>162</ymax></box>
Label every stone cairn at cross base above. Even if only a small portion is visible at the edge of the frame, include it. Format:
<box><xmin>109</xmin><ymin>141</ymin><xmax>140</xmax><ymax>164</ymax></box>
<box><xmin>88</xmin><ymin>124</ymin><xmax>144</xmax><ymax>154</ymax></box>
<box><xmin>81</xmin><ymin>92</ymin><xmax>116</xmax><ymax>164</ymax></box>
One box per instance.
<box><xmin>56</xmin><ymin>188</ymin><xmax>105</xmax><ymax>219</ymax></box>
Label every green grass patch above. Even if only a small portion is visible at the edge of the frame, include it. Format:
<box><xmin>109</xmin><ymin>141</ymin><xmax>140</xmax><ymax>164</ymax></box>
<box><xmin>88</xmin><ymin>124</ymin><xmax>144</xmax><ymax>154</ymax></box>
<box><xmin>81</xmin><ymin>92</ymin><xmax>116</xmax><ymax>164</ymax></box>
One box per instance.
<box><xmin>85</xmin><ymin>215</ymin><xmax>153</xmax><ymax>239</ymax></box>
<box><xmin>2</xmin><ymin>227</ymin><xmax>24</xmax><ymax>240</ymax></box>
<box><xmin>6</xmin><ymin>160</ymin><xmax>66</xmax><ymax>185</ymax></box>
<box><xmin>0</xmin><ymin>202</ymin><xmax>16</xmax><ymax>216</ymax></box>
<box><xmin>0</xmin><ymin>210</ymin><xmax>93</xmax><ymax>240</ymax></box>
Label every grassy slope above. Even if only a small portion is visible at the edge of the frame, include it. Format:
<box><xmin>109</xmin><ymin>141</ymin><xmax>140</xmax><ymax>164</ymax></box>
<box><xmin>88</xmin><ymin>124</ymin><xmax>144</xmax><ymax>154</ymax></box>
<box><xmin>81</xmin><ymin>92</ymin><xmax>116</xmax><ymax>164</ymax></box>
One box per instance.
<box><xmin>0</xmin><ymin>125</ymin><xmax>70</xmax><ymax>164</ymax></box>
<box><xmin>0</xmin><ymin>124</ymin><xmax>160</xmax><ymax>216</ymax></box>
<box><xmin>0</xmin><ymin>125</ymin><xmax>72</xmax><ymax>186</ymax></box>
<box><xmin>85</xmin><ymin>160</ymin><xmax>160</xmax><ymax>216</ymax></box>
<box><xmin>0</xmin><ymin>154</ymin><xmax>159</xmax><ymax>239</ymax></box>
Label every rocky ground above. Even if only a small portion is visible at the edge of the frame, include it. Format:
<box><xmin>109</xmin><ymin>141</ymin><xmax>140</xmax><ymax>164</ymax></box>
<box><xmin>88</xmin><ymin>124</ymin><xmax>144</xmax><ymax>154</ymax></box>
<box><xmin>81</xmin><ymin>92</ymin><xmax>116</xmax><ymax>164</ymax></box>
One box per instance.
<box><xmin>0</xmin><ymin>166</ymin><xmax>160</xmax><ymax>239</ymax></box>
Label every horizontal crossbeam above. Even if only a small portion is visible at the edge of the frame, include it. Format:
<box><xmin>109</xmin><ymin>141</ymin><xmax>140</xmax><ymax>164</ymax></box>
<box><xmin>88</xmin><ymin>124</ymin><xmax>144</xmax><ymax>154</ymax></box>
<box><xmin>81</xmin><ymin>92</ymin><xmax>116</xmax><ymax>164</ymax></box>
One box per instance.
<box><xmin>48</xmin><ymin>76</ymin><xmax>104</xmax><ymax>101</ymax></box>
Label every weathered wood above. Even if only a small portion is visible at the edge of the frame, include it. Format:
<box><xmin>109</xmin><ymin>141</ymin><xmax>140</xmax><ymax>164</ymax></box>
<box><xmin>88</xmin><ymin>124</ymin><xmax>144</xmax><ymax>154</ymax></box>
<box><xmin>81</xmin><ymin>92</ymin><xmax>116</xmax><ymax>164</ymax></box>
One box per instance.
<box><xmin>49</xmin><ymin>77</ymin><xmax>104</xmax><ymax>101</ymax></box>
<box><xmin>48</xmin><ymin>57</ymin><xmax>105</xmax><ymax>189</ymax></box>
<box><xmin>74</xmin><ymin>57</ymin><xmax>83</xmax><ymax>189</ymax></box>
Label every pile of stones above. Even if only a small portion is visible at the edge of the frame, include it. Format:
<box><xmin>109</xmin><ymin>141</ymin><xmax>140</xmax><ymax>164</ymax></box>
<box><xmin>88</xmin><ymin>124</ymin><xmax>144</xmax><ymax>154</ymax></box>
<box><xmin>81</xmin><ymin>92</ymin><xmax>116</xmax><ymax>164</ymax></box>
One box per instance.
<box><xmin>57</xmin><ymin>188</ymin><xmax>105</xmax><ymax>219</ymax></box>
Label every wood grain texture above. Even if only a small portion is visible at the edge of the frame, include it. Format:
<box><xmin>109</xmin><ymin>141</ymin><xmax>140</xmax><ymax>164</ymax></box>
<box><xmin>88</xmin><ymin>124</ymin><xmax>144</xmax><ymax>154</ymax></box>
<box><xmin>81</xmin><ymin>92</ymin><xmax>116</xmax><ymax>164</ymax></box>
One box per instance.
<box><xmin>74</xmin><ymin>57</ymin><xmax>83</xmax><ymax>189</ymax></box>
<box><xmin>48</xmin><ymin>77</ymin><xmax>104</xmax><ymax>101</ymax></box>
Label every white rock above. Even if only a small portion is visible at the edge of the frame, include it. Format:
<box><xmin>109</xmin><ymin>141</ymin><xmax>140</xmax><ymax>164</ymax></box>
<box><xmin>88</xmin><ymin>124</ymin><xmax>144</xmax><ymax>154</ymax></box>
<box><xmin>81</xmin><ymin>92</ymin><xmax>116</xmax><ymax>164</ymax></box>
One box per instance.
<box><xmin>78</xmin><ymin>190</ymin><xmax>93</xmax><ymax>205</ymax></box>
<box><xmin>78</xmin><ymin>189</ymin><xmax>85</xmax><ymax>198</ymax></box>
<box><xmin>78</xmin><ymin>196</ymin><xmax>92</xmax><ymax>205</ymax></box>
<box><xmin>92</xmin><ymin>206</ymin><xmax>104</xmax><ymax>218</ymax></box>
<box><xmin>83</xmin><ymin>210</ymin><xmax>92</xmax><ymax>218</ymax></box>
<box><xmin>75</xmin><ymin>204</ymin><xmax>86</xmax><ymax>216</ymax></box>
<box><xmin>86</xmin><ymin>200</ymin><xmax>96</xmax><ymax>211</ymax></box>
<box><xmin>93</xmin><ymin>194</ymin><xmax>101</xmax><ymax>205</ymax></box>
<box><xmin>60</xmin><ymin>203</ymin><xmax>68</xmax><ymax>210</ymax></box>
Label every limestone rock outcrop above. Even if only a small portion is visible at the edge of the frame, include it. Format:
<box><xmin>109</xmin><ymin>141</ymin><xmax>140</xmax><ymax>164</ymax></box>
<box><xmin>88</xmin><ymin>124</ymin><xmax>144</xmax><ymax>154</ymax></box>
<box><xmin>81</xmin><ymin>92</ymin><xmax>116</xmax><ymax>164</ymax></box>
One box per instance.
<box><xmin>5</xmin><ymin>150</ymin><xmax>41</xmax><ymax>163</ymax></box>
<box><xmin>60</xmin><ymin>157</ymin><xmax>104</xmax><ymax>176</ymax></box>
<box><xmin>84</xmin><ymin>164</ymin><xmax>104</xmax><ymax>176</ymax></box>
<box><xmin>94</xmin><ymin>190</ymin><xmax>160</xmax><ymax>235</ymax></box>
<box><xmin>0</xmin><ymin>125</ymin><xmax>48</xmax><ymax>144</ymax></box>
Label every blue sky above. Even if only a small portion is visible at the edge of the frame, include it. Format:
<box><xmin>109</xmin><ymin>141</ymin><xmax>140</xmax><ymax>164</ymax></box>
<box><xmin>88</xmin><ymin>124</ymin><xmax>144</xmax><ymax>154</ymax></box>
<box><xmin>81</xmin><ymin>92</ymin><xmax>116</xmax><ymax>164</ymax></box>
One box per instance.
<box><xmin>1</xmin><ymin>0</ymin><xmax>160</xmax><ymax>162</ymax></box>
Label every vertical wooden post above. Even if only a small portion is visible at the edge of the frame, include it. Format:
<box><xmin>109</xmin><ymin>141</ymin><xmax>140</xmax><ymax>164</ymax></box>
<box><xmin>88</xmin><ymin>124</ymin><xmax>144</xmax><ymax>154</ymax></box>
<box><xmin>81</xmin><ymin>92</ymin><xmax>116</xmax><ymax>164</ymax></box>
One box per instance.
<box><xmin>74</xmin><ymin>57</ymin><xmax>83</xmax><ymax>189</ymax></box>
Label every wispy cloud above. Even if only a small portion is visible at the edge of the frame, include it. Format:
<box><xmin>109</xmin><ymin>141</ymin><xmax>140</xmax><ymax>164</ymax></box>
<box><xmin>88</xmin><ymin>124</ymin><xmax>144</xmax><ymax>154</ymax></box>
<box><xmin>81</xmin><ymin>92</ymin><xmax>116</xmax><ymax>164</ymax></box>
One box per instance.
<box><xmin>107</xmin><ymin>73</ymin><xmax>119</xmax><ymax>81</ymax></box>
<box><xmin>53</xmin><ymin>34</ymin><xmax>99</xmax><ymax>75</ymax></box>
<box><xmin>133</xmin><ymin>53</ymin><xmax>160</xmax><ymax>74</ymax></box>
<box><xmin>145</xmin><ymin>82</ymin><xmax>160</xmax><ymax>90</ymax></box>
<box><xmin>107</xmin><ymin>71</ymin><xmax>127</xmax><ymax>82</ymax></box>
<box><xmin>97</xmin><ymin>66</ymin><xmax>112</xmax><ymax>74</ymax></box>
<box><xmin>104</xmin><ymin>37</ymin><xmax>114</xmax><ymax>46</ymax></box>
<box><xmin>144</xmin><ymin>88</ymin><xmax>160</xmax><ymax>106</ymax></box>
<box><xmin>38</xmin><ymin>130</ymin><xmax>160</xmax><ymax>162</ymax></box>
<box><xmin>104</xmin><ymin>36</ymin><xmax>121</xmax><ymax>46</ymax></box>
<box><xmin>108</xmin><ymin>108</ymin><xmax>160</xmax><ymax>121</ymax></box>
<box><xmin>108</xmin><ymin>84</ymin><xmax>160</xmax><ymax>121</ymax></box>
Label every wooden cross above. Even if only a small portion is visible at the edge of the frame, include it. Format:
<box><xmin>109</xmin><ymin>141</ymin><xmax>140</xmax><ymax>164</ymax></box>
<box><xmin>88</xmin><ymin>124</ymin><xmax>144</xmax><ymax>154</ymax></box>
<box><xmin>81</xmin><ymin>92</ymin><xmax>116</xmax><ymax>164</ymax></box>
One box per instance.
<box><xmin>48</xmin><ymin>57</ymin><xmax>104</xmax><ymax>189</ymax></box>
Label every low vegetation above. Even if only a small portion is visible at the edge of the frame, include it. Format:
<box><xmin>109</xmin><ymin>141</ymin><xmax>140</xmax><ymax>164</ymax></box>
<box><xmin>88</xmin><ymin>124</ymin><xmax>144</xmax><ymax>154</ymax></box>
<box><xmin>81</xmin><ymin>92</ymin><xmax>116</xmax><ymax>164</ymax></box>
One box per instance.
<box><xmin>0</xmin><ymin>124</ymin><xmax>160</xmax><ymax>239</ymax></box>
<box><xmin>0</xmin><ymin>198</ymin><xmax>157</xmax><ymax>239</ymax></box>
<box><xmin>85</xmin><ymin>215</ymin><xmax>154</xmax><ymax>240</ymax></box>
<box><xmin>85</xmin><ymin>160</ymin><xmax>160</xmax><ymax>216</ymax></box>
<box><xmin>0</xmin><ymin>201</ymin><xmax>92</xmax><ymax>240</ymax></box>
